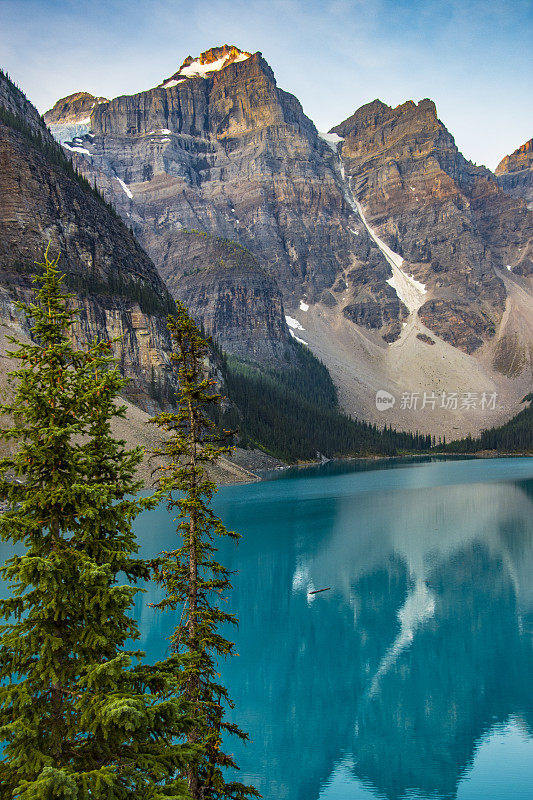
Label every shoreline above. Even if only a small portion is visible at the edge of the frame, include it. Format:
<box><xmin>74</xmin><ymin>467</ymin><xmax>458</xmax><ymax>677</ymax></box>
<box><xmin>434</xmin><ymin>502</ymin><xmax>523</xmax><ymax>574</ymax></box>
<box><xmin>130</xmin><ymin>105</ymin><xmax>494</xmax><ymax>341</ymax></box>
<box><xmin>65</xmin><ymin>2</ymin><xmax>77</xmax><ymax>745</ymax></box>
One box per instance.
<box><xmin>240</xmin><ymin>450</ymin><xmax>533</xmax><ymax>485</ymax></box>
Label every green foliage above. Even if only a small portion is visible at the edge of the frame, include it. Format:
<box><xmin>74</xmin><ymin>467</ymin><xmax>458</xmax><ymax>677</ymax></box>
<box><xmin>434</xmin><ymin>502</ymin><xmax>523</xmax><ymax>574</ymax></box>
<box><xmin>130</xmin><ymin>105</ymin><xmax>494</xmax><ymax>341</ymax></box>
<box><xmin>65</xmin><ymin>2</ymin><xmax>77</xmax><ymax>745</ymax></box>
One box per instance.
<box><xmin>150</xmin><ymin>304</ymin><xmax>259</xmax><ymax>800</ymax></box>
<box><xmin>9</xmin><ymin>258</ymin><xmax>176</xmax><ymax>318</ymax></box>
<box><xmin>66</xmin><ymin>268</ymin><xmax>177</xmax><ymax>317</ymax></box>
<box><xmin>439</xmin><ymin>394</ymin><xmax>533</xmax><ymax>453</ymax></box>
<box><xmin>214</xmin><ymin>349</ymin><xmax>432</xmax><ymax>462</ymax></box>
<box><xmin>0</xmin><ymin>248</ymin><xmax>191</xmax><ymax>798</ymax></box>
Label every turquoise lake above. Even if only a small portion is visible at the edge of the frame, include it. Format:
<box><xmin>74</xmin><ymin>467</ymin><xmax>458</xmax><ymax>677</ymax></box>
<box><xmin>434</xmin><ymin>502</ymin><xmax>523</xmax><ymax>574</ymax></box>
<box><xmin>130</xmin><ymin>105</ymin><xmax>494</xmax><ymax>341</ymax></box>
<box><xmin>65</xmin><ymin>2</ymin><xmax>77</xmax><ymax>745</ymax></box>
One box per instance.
<box><xmin>132</xmin><ymin>456</ymin><xmax>533</xmax><ymax>800</ymax></box>
<box><xmin>1</xmin><ymin>455</ymin><xmax>531</xmax><ymax>798</ymax></box>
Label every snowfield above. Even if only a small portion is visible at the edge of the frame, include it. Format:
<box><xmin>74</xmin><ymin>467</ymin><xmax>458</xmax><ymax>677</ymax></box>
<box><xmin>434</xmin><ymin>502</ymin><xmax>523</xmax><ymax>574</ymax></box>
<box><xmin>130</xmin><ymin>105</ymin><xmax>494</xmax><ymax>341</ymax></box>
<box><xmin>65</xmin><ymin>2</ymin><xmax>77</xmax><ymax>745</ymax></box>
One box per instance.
<box><xmin>161</xmin><ymin>51</ymin><xmax>251</xmax><ymax>86</ymax></box>
<box><xmin>63</xmin><ymin>143</ymin><xmax>91</xmax><ymax>155</ymax></box>
<box><xmin>336</xmin><ymin>154</ymin><xmax>426</xmax><ymax>315</ymax></box>
<box><xmin>318</xmin><ymin>132</ymin><xmax>344</xmax><ymax>152</ymax></box>
<box><xmin>285</xmin><ymin>315</ymin><xmax>305</xmax><ymax>331</ymax></box>
<box><xmin>115</xmin><ymin>177</ymin><xmax>133</xmax><ymax>199</ymax></box>
<box><xmin>354</xmin><ymin>200</ymin><xmax>427</xmax><ymax>314</ymax></box>
<box><xmin>289</xmin><ymin>330</ymin><xmax>308</xmax><ymax>346</ymax></box>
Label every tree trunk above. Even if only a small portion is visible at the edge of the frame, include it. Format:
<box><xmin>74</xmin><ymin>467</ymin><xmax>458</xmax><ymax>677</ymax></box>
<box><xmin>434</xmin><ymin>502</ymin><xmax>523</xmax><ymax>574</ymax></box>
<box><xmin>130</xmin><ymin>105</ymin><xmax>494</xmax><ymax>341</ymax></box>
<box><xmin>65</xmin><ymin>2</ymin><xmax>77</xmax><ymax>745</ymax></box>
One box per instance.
<box><xmin>187</xmin><ymin>394</ymin><xmax>200</xmax><ymax>799</ymax></box>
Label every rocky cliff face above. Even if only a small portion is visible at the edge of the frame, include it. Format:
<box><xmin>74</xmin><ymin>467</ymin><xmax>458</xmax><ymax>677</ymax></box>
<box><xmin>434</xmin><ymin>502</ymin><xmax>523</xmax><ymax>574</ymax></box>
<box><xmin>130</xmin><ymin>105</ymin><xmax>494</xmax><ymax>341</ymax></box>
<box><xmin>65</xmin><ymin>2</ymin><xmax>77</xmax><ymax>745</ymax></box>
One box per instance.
<box><xmin>0</xmin><ymin>71</ymin><xmax>175</xmax><ymax>410</ymax></box>
<box><xmin>156</xmin><ymin>230</ymin><xmax>295</xmax><ymax>364</ymax></box>
<box><xmin>495</xmin><ymin>138</ymin><xmax>533</xmax><ymax>209</ymax></box>
<box><xmin>45</xmin><ymin>91</ymin><xmax>109</xmax><ymax>124</ymax></box>
<box><xmin>44</xmin><ymin>91</ymin><xmax>109</xmax><ymax>144</ymax></box>
<box><xmin>331</xmin><ymin>99</ymin><xmax>533</xmax><ymax>352</ymax></box>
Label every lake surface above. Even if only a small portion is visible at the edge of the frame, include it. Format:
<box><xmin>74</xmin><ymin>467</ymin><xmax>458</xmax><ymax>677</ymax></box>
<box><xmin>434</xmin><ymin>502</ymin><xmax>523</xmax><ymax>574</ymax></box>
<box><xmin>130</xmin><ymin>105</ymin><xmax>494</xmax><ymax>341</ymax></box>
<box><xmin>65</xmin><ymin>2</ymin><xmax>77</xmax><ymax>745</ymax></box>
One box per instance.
<box><xmin>133</xmin><ymin>456</ymin><xmax>533</xmax><ymax>800</ymax></box>
<box><xmin>1</xmin><ymin>456</ymin><xmax>531</xmax><ymax>798</ymax></box>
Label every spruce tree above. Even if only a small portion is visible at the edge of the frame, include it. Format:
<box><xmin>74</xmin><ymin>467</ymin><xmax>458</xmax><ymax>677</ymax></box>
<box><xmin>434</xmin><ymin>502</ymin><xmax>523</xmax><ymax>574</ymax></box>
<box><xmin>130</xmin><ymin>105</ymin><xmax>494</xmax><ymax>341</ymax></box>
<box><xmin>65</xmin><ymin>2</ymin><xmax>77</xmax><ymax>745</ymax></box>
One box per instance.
<box><xmin>0</xmin><ymin>247</ymin><xmax>191</xmax><ymax>798</ymax></box>
<box><xmin>150</xmin><ymin>304</ymin><xmax>259</xmax><ymax>800</ymax></box>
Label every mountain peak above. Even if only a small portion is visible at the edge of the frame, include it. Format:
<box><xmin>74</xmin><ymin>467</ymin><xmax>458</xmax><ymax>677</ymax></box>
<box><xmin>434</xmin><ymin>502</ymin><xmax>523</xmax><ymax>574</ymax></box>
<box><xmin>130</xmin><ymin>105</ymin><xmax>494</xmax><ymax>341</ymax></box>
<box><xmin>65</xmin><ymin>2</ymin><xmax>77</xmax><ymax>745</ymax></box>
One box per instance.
<box><xmin>495</xmin><ymin>137</ymin><xmax>533</xmax><ymax>175</ymax></box>
<box><xmin>44</xmin><ymin>91</ymin><xmax>108</xmax><ymax>124</ymax></box>
<box><xmin>159</xmin><ymin>45</ymin><xmax>252</xmax><ymax>88</ymax></box>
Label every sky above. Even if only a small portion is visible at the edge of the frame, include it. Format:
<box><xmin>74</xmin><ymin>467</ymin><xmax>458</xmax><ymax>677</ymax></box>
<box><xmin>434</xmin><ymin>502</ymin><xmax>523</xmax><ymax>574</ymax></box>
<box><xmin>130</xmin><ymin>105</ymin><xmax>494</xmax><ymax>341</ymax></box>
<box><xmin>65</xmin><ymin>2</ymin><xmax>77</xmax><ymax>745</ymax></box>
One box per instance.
<box><xmin>1</xmin><ymin>0</ymin><xmax>531</xmax><ymax>170</ymax></box>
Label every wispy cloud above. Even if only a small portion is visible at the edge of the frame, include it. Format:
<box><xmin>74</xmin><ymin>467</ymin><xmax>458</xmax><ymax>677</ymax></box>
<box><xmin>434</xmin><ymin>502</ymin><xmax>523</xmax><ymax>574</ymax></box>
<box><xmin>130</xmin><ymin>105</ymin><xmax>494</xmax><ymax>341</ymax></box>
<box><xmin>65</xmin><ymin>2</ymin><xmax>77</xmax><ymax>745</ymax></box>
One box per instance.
<box><xmin>1</xmin><ymin>0</ymin><xmax>531</xmax><ymax>169</ymax></box>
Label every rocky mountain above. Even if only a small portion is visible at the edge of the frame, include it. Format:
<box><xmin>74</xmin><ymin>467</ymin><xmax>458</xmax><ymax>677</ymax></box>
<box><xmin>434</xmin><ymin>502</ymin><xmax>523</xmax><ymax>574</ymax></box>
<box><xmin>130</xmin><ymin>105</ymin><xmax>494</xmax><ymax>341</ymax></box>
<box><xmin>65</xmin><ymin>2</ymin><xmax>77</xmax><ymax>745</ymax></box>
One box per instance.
<box><xmin>158</xmin><ymin>229</ymin><xmax>294</xmax><ymax>363</ymax></box>
<box><xmin>44</xmin><ymin>47</ymin><xmax>533</xmax><ymax>437</ymax></box>
<box><xmin>6</xmin><ymin>66</ymin><xmax>412</xmax><ymax>476</ymax></box>
<box><xmin>45</xmin><ymin>91</ymin><xmax>109</xmax><ymax>144</ymax></box>
<box><xmin>43</xmin><ymin>46</ymin><xmax>408</xmax><ymax>345</ymax></box>
<box><xmin>0</xmin><ymin>69</ymin><xmax>175</xmax><ymax>411</ymax></box>
<box><xmin>331</xmin><ymin>98</ymin><xmax>532</xmax><ymax>351</ymax></box>
<box><xmin>495</xmin><ymin>138</ymin><xmax>533</xmax><ymax>209</ymax></box>
<box><xmin>159</xmin><ymin>44</ymin><xmax>252</xmax><ymax>86</ymax></box>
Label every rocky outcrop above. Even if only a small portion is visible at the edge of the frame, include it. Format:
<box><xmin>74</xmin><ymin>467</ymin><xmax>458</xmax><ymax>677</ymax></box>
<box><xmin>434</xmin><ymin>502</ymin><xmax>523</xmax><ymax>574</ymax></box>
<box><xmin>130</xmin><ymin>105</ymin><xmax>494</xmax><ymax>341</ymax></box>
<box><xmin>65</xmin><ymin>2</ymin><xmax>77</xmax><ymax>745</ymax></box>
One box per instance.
<box><xmin>331</xmin><ymin>99</ymin><xmax>533</xmax><ymax>351</ymax></box>
<box><xmin>158</xmin><ymin>230</ymin><xmax>296</xmax><ymax>364</ymax></box>
<box><xmin>0</xmin><ymin>68</ymin><xmax>44</xmax><ymax>135</ymax></box>
<box><xmin>0</xmin><ymin>71</ymin><xmax>175</xmax><ymax>410</ymax></box>
<box><xmin>44</xmin><ymin>91</ymin><xmax>108</xmax><ymax>144</ymax></box>
<box><xmin>495</xmin><ymin>138</ymin><xmax>533</xmax><ymax>209</ymax></box>
<box><xmin>159</xmin><ymin>45</ymin><xmax>252</xmax><ymax>86</ymax></box>
<box><xmin>45</xmin><ymin>91</ymin><xmax>109</xmax><ymax>123</ymax></box>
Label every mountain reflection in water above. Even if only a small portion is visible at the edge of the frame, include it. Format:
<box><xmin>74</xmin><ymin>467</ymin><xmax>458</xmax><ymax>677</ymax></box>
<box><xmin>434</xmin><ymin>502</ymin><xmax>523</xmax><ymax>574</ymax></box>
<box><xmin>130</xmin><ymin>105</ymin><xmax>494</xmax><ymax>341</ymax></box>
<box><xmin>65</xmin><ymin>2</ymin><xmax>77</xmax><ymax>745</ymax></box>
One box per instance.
<box><xmin>133</xmin><ymin>458</ymin><xmax>533</xmax><ymax>799</ymax></box>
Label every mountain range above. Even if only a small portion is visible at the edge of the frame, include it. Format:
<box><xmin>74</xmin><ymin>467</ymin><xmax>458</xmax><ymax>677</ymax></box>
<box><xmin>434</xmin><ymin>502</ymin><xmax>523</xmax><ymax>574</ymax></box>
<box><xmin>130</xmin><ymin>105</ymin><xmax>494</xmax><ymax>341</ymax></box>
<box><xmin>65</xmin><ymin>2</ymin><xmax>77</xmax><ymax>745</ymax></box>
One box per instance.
<box><xmin>2</xmin><ymin>45</ymin><xmax>532</xmax><ymax>444</ymax></box>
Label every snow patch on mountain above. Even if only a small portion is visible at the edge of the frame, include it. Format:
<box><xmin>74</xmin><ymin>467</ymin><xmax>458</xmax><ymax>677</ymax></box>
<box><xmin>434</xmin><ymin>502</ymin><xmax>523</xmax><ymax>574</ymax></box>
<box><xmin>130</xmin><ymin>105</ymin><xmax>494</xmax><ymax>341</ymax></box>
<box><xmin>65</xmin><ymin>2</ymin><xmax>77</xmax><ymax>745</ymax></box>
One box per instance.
<box><xmin>115</xmin><ymin>177</ymin><xmax>133</xmax><ymax>199</ymax></box>
<box><xmin>289</xmin><ymin>330</ymin><xmax>308</xmax><ymax>346</ymax></box>
<box><xmin>160</xmin><ymin>46</ymin><xmax>251</xmax><ymax>87</ymax></box>
<box><xmin>63</xmin><ymin>143</ymin><xmax>91</xmax><ymax>155</ymax></box>
<box><xmin>336</xmin><ymin>153</ymin><xmax>426</xmax><ymax>315</ymax></box>
<box><xmin>285</xmin><ymin>315</ymin><xmax>305</xmax><ymax>331</ymax></box>
<box><xmin>354</xmin><ymin>198</ymin><xmax>427</xmax><ymax>314</ymax></box>
<box><xmin>318</xmin><ymin>131</ymin><xmax>344</xmax><ymax>151</ymax></box>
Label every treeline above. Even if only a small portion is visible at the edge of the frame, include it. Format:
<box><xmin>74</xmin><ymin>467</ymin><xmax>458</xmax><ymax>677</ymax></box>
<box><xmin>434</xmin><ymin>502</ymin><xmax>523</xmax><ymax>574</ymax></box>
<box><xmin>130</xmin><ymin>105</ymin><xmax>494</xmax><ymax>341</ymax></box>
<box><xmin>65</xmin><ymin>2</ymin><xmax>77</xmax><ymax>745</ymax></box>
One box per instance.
<box><xmin>438</xmin><ymin>394</ymin><xmax>533</xmax><ymax>454</ymax></box>
<box><xmin>10</xmin><ymin>257</ymin><xmax>176</xmax><ymax>318</ymax></box>
<box><xmin>66</xmin><ymin>267</ymin><xmax>177</xmax><ymax>317</ymax></box>
<box><xmin>213</xmin><ymin>343</ymin><xmax>432</xmax><ymax>461</ymax></box>
<box><xmin>0</xmin><ymin>69</ymin><xmax>118</xmax><ymax>218</ymax></box>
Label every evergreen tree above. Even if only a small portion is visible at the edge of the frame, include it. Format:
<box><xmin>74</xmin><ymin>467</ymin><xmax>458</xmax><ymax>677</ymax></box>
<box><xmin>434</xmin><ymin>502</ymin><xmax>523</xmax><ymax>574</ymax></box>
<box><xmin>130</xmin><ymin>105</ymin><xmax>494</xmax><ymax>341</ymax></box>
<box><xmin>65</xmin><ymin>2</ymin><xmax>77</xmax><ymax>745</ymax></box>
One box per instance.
<box><xmin>150</xmin><ymin>304</ymin><xmax>259</xmax><ymax>800</ymax></box>
<box><xmin>0</xmin><ymin>247</ymin><xmax>191</xmax><ymax>798</ymax></box>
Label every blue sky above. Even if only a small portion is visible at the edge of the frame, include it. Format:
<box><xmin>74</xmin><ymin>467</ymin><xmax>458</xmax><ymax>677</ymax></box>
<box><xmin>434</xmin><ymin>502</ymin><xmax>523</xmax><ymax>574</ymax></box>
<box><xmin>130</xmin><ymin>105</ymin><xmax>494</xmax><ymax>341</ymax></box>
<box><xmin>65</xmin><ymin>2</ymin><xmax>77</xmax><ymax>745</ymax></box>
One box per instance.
<box><xmin>1</xmin><ymin>0</ymin><xmax>531</xmax><ymax>169</ymax></box>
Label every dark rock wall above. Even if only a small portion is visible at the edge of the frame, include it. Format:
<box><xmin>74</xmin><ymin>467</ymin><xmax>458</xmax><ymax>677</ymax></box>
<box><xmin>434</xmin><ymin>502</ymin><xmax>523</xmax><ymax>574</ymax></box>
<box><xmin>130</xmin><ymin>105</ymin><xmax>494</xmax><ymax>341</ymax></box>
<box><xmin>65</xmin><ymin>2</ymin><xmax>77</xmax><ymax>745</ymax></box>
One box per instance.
<box><xmin>0</xmin><ymin>73</ymin><xmax>176</xmax><ymax>410</ymax></box>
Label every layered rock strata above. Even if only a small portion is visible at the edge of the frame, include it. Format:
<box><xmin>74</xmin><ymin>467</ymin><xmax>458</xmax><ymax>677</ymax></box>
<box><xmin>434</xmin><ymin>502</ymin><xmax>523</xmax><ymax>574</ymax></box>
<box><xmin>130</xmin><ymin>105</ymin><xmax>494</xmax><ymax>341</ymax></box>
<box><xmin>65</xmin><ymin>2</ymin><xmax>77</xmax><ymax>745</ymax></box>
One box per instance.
<box><xmin>331</xmin><ymin>99</ymin><xmax>533</xmax><ymax>352</ymax></box>
<box><xmin>44</xmin><ymin>47</ymin><xmax>398</xmax><ymax>342</ymax></box>
<box><xmin>495</xmin><ymin>138</ymin><xmax>533</xmax><ymax>209</ymax></box>
<box><xmin>1</xmin><ymin>71</ymin><xmax>175</xmax><ymax>410</ymax></box>
<box><xmin>157</xmin><ymin>230</ymin><xmax>295</xmax><ymax>364</ymax></box>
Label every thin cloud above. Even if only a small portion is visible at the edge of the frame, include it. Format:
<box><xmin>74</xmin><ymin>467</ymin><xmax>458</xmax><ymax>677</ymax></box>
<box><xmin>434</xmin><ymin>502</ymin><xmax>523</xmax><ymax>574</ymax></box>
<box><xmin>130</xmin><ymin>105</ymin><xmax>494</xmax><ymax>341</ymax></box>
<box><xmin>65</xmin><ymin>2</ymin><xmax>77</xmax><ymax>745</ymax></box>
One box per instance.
<box><xmin>0</xmin><ymin>0</ymin><xmax>530</xmax><ymax>169</ymax></box>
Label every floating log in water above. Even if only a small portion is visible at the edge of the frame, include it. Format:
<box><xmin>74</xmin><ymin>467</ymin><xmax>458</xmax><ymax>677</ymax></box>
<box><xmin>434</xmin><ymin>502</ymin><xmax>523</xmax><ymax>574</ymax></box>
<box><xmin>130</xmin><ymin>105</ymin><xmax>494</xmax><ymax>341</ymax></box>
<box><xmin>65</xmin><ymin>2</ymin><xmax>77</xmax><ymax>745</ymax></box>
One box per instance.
<box><xmin>308</xmin><ymin>587</ymin><xmax>331</xmax><ymax>595</ymax></box>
